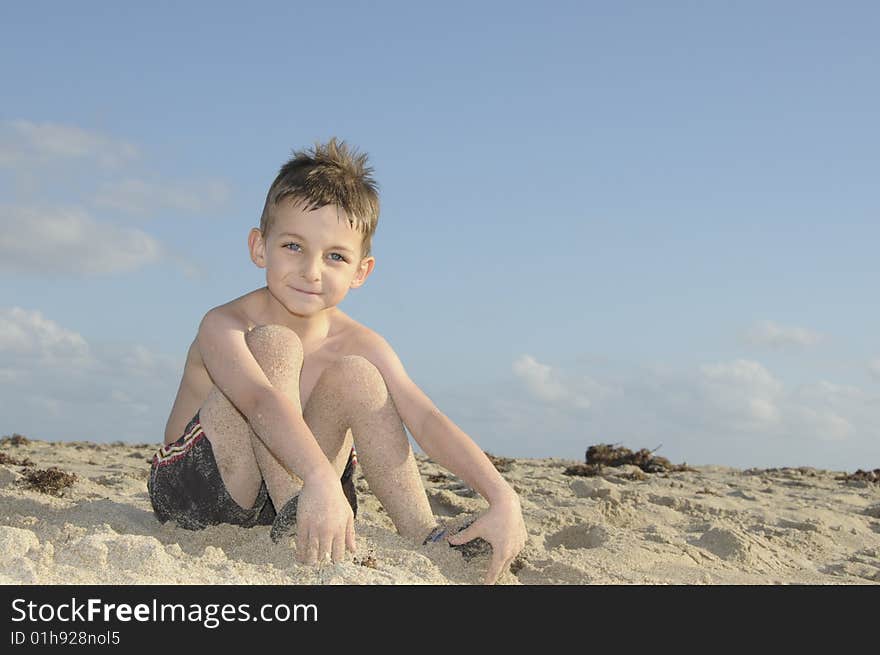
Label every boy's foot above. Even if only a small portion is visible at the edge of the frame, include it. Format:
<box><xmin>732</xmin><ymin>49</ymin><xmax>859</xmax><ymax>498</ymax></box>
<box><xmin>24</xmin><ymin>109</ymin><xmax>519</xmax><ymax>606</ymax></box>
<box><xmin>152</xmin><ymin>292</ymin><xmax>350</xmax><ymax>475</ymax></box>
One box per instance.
<box><xmin>270</xmin><ymin>495</ymin><xmax>299</xmax><ymax>544</ymax></box>
<box><xmin>422</xmin><ymin>517</ymin><xmax>492</xmax><ymax>562</ymax></box>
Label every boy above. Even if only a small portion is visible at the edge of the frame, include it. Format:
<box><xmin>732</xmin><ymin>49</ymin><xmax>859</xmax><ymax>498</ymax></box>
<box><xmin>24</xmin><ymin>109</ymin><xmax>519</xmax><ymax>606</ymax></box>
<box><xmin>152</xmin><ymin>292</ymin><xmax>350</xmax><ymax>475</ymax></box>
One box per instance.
<box><xmin>148</xmin><ymin>138</ymin><xmax>526</xmax><ymax>584</ymax></box>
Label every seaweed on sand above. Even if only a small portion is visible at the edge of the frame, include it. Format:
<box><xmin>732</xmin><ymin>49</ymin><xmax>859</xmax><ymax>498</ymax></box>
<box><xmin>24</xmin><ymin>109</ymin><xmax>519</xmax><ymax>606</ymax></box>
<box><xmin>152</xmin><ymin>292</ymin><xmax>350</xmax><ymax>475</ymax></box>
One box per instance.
<box><xmin>21</xmin><ymin>467</ymin><xmax>77</xmax><ymax>496</ymax></box>
<box><xmin>0</xmin><ymin>452</ymin><xmax>35</xmax><ymax>467</ymax></box>
<box><xmin>0</xmin><ymin>433</ymin><xmax>31</xmax><ymax>446</ymax></box>
<box><xmin>484</xmin><ymin>452</ymin><xmax>515</xmax><ymax>473</ymax></box>
<box><xmin>354</xmin><ymin>553</ymin><xmax>378</xmax><ymax>569</ymax></box>
<box><xmin>836</xmin><ymin>469</ymin><xmax>880</xmax><ymax>484</ymax></box>
<box><xmin>563</xmin><ymin>443</ymin><xmax>694</xmax><ymax>477</ymax></box>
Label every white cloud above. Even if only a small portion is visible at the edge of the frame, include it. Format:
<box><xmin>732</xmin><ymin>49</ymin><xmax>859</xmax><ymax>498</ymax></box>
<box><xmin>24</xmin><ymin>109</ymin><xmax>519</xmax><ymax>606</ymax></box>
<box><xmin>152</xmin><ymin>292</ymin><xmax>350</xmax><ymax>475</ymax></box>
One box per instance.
<box><xmin>120</xmin><ymin>344</ymin><xmax>182</xmax><ymax>378</ymax></box>
<box><xmin>93</xmin><ymin>178</ymin><xmax>231</xmax><ymax>216</ymax></box>
<box><xmin>785</xmin><ymin>379</ymin><xmax>874</xmax><ymax>443</ymax></box>
<box><xmin>785</xmin><ymin>404</ymin><xmax>853</xmax><ymax>442</ymax></box>
<box><xmin>441</xmin><ymin>354</ymin><xmax>880</xmax><ymax>470</ymax></box>
<box><xmin>513</xmin><ymin>355</ymin><xmax>569</xmax><ymax>403</ymax></box>
<box><xmin>743</xmin><ymin>320</ymin><xmax>822</xmax><ymax>348</ymax></box>
<box><xmin>512</xmin><ymin>354</ymin><xmax>613</xmax><ymax>410</ymax></box>
<box><xmin>700</xmin><ymin>359</ymin><xmax>781</xmax><ymax>390</ymax></box>
<box><xmin>808</xmin><ymin>380</ymin><xmax>869</xmax><ymax>401</ymax></box>
<box><xmin>0</xmin><ymin>120</ymin><xmax>139</xmax><ymax>169</ymax></box>
<box><xmin>699</xmin><ymin>359</ymin><xmax>783</xmax><ymax>425</ymax></box>
<box><xmin>0</xmin><ymin>307</ymin><xmax>92</xmax><ymax>367</ymax></box>
<box><xmin>28</xmin><ymin>395</ymin><xmax>63</xmax><ymax>418</ymax></box>
<box><xmin>0</xmin><ymin>367</ymin><xmax>19</xmax><ymax>382</ymax></box>
<box><xmin>0</xmin><ymin>307</ymin><xmax>181</xmax><ymax>380</ymax></box>
<box><xmin>0</xmin><ymin>205</ymin><xmax>163</xmax><ymax>275</ymax></box>
<box><xmin>869</xmin><ymin>358</ymin><xmax>880</xmax><ymax>380</ymax></box>
<box><xmin>691</xmin><ymin>361</ymin><xmax>869</xmax><ymax>445</ymax></box>
<box><xmin>0</xmin><ymin>307</ymin><xmax>183</xmax><ymax>442</ymax></box>
<box><xmin>110</xmin><ymin>390</ymin><xmax>132</xmax><ymax>403</ymax></box>
<box><xmin>0</xmin><ymin>121</ymin><xmax>212</xmax><ymax>280</ymax></box>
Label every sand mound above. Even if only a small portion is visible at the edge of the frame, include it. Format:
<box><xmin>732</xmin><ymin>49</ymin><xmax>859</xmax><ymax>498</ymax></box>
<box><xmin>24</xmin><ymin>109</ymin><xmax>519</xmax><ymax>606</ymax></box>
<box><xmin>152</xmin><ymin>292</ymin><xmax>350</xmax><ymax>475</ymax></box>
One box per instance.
<box><xmin>1</xmin><ymin>439</ymin><xmax>878</xmax><ymax>584</ymax></box>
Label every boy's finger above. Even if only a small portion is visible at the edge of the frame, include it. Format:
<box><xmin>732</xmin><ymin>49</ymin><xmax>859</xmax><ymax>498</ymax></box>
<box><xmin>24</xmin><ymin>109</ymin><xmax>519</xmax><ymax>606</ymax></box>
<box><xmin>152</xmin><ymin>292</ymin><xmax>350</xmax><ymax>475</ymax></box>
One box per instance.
<box><xmin>483</xmin><ymin>552</ymin><xmax>506</xmax><ymax>585</ymax></box>
<box><xmin>346</xmin><ymin>518</ymin><xmax>357</xmax><ymax>553</ymax></box>
<box><xmin>306</xmin><ymin>534</ymin><xmax>320</xmax><ymax>565</ymax></box>
<box><xmin>295</xmin><ymin>526</ymin><xmax>309</xmax><ymax>563</ymax></box>
<box><xmin>331</xmin><ymin>532</ymin><xmax>345</xmax><ymax>563</ymax></box>
<box><xmin>316</xmin><ymin>533</ymin><xmax>330</xmax><ymax>564</ymax></box>
<box><xmin>447</xmin><ymin>521</ymin><xmax>480</xmax><ymax>545</ymax></box>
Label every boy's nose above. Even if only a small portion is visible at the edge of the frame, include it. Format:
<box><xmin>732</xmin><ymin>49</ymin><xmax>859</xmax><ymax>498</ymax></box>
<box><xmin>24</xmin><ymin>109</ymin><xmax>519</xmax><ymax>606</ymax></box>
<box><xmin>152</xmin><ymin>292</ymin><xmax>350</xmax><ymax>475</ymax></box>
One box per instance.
<box><xmin>301</xmin><ymin>259</ymin><xmax>321</xmax><ymax>280</ymax></box>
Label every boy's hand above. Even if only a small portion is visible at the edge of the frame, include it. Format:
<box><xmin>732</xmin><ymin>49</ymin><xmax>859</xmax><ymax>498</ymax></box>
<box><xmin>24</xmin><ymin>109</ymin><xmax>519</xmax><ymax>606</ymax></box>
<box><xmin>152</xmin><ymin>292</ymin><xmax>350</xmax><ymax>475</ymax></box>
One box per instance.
<box><xmin>295</xmin><ymin>471</ymin><xmax>356</xmax><ymax>565</ymax></box>
<box><xmin>447</xmin><ymin>495</ymin><xmax>527</xmax><ymax>585</ymax></box>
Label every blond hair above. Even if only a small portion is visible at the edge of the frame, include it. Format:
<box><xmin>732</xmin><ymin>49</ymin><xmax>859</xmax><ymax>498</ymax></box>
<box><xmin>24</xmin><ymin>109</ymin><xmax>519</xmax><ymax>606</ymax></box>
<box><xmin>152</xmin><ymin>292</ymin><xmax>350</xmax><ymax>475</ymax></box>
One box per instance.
<box><xmin>259</xmin><ymin>137</ymin><xmax>380</xmax><ymax>260</ymax></box>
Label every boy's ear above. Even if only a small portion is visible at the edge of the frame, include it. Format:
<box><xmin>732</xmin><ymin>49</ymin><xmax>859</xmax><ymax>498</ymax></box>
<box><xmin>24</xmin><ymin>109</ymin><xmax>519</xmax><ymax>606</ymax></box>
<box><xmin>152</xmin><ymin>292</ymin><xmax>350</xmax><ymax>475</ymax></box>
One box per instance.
<box><xmin>350</xmin><ymin>256</ymin><xmax>375</xmax><ymax>288</ymax></box>
<box><xmin>248</xmin><ymin>228</ymin><xmax>267</xmax><ymax>268</ymax></box>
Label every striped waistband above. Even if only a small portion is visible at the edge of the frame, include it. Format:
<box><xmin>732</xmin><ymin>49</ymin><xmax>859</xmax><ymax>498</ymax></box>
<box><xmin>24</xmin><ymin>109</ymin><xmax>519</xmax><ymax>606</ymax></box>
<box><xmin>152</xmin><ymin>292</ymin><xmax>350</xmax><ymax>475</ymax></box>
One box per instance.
<box><xmin>153</xmin><ymin>414</ymin><xmax>205</xmax><ymax>468</ymax></box>
<box><xmin>153</xmin><ymin>414</ymin><xmax>359</xmax><ymax>469</ymax></box>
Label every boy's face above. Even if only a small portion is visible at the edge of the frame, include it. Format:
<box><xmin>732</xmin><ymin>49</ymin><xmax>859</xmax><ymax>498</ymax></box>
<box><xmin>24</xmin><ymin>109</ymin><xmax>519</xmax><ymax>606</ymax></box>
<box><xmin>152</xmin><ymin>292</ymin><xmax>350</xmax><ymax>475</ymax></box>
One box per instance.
<box><xmin>248</xmin><ymin>198</ymin><xmax>375</xmax><ymax>319</ymax></box>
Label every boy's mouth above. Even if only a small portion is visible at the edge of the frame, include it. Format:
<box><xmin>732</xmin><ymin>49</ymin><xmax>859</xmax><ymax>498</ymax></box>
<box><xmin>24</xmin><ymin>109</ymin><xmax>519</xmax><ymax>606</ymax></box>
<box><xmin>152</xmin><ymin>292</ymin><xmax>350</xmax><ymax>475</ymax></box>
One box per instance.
<box><xmin>293</xmin><ymin>287</ymin><xmax>321</xmax><ymax>295</ymax></box>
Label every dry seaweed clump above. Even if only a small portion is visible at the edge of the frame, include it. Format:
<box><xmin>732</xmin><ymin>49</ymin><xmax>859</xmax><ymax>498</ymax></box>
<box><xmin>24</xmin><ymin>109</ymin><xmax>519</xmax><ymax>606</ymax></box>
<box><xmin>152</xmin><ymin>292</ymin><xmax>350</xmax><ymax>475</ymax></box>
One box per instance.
<box><xmin>0</xmin><ymin>452</ymin><xmax>35</xmax><ymax>467</ymax></box>
<box><xmin>835</xmin><ymin>469</ymin><xmax>880</xmax><ymax>484</ymax></box>
<box><xmin>618</xmin><ymin>469</ymin><xmax>648</xmax><ymax>481</ymax></box>
<box><xmin>354</xmin><ymin>554</ymin><xmax>378</xmax><ymax>569</ymax></box>
<box><xmin>564</xmin><ymin>443</ymin><xmax>694</xmax><ymax>477</ymax></box>
<box><xmin>563</xmin><ymin>463</ymin><xmax>604</xmax><ymax>477</ymax></box>
<box><xmin>1</xmin><ymin>433</ymin><xmax>30</xmax><ymax>446</ymax></box>
<box><xmin>21</xmin><ymin>467</ymin><xmax>77</xmax><ymax>496</ymax></box>
<box><xmin>746</xmin><ymin>466</ymin><xmax>822</xmax><ymax>477</ymax></box>
<box><xmin>484</xmin><ymin>452</ymin><xmax>515</xmax><ymax>473</ymax></box>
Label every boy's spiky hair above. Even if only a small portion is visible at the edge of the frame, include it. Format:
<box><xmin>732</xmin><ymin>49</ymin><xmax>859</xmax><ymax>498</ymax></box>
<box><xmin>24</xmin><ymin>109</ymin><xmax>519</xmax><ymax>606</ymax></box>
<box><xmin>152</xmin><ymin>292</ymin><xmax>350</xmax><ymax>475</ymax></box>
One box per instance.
<box><xmin>259</xmin><ymin>137</ymin><xmax>380</xmax><ymax>259</ymax></box>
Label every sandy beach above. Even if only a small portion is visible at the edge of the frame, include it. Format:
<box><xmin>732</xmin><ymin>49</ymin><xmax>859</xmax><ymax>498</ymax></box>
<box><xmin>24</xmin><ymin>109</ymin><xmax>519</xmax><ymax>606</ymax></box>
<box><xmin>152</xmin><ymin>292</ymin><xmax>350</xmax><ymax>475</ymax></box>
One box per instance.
<box><xmin>1</xmin><ymin>436</ymin><xmax>878</xmax><ymax>585</ymax></box>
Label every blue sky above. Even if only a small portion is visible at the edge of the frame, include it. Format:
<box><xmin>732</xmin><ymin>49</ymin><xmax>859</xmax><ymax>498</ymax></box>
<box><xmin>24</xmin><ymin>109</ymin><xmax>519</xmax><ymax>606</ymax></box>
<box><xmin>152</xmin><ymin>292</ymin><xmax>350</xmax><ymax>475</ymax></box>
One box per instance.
<box><xmin>1</xmin><ymin>1</ymin><xmax>878</xmax><ymax>470</ymax></box>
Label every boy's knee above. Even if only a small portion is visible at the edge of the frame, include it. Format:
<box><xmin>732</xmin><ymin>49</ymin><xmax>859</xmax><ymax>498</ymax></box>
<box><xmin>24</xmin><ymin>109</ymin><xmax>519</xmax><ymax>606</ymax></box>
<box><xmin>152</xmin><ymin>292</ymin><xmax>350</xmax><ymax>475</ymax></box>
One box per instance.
<box><xmin>334</xmin><ymin>355</ymin><xmax>385</xmax><ymax>384</ymax></box>
<box><xmin>245</xmin><ymin>324</ymin><xmax>304</xmax><ymax>365</ymax></box>
<box><xmin>324</xmin><ymin>355</ymin><xmax>390</xmax><ymax>409</ymax></box>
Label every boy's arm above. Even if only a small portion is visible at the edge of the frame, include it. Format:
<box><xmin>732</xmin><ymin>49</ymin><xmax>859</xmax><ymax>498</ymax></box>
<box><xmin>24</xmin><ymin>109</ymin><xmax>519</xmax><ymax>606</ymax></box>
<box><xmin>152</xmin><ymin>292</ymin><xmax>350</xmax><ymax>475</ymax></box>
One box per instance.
<box><xmin>362</xmin><ymin>332</ymin><xmax>513</xmax><ymax>503</ymax></box>
<box><xmin>362</xmin><ymin>332</ymin><xmax>526</xmax><ymax>583</ymax></box>
<box><xmin>198</xmin><ymin>309</ymin><xmax>335</xmax><ymax>482</ymax></box>
<box><xmin>197</xmin><ymin>309</ymin><xmax>355</xmax><ymax>561</ymax></box>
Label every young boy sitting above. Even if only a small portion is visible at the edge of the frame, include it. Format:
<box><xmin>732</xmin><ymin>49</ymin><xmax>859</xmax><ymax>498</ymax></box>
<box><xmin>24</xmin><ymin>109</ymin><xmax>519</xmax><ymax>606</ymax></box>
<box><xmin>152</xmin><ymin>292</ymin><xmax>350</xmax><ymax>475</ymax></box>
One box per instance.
<box><xmin>148</xmin><ymin>138</ymin><xmax>527</xmax><ymax>584</ymax></box>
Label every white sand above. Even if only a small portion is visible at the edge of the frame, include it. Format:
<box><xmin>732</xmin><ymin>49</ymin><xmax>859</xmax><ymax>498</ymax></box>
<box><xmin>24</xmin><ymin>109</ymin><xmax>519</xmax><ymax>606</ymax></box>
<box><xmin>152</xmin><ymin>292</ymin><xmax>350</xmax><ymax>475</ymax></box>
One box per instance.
<box><xmin>1</xmin><ymin>438</ymin><xmax>878</xmax><ymax>584</ymax></box>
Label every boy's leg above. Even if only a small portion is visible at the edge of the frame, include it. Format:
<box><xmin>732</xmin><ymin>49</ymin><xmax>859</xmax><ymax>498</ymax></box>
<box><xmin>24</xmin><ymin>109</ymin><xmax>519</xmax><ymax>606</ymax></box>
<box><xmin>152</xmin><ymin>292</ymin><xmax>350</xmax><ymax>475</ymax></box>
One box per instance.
<box><xmin>200</xmin><ymin>324</ymin><xmax>341</xmax><ymax>512</ymax></box>
<box><xmin>303</xmin><ymin>355</ymin><xmax>437</xmax><ymax>543</ymax></box>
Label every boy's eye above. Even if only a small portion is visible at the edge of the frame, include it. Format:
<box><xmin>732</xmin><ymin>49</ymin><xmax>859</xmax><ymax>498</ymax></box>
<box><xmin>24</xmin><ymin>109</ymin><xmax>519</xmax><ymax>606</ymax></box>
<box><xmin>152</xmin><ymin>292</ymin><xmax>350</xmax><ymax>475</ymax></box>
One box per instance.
<box><xmin>283</xmin><ymin>243</ymin><xmax>347</xmax><ymax>263</ymax></box>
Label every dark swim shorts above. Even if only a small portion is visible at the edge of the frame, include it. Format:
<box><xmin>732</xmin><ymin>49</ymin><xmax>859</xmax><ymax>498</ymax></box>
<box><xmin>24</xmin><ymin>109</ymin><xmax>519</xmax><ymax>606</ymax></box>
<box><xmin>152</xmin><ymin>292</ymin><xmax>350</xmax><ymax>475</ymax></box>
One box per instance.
<box><xmin>148</xmin><ymin>412</ymin><xmax>358</xmax><ymax>531</ymax></box>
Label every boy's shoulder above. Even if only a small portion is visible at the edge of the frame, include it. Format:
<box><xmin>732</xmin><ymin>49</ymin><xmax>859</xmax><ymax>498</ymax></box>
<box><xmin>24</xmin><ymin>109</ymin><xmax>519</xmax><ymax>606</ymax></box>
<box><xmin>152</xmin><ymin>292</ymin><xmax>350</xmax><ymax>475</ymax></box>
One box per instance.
<box><xmin>345</xmin><ymin>321</ymin><xmax>393</xmax><ymax>356</ymax></box>
<box><xmin>201</xmin><ymin>288</ymin><xmax>265</xmax><ymax>330</ymax></box>
<box><xmin>347</xmin><ymin>325</ymin><xmax>412</xmax><ymax>382</ymax></box>
<box><xmin>197</xmin><ymin>287</ymin><xmax>387</xmax><ymax>357</ymax></box>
